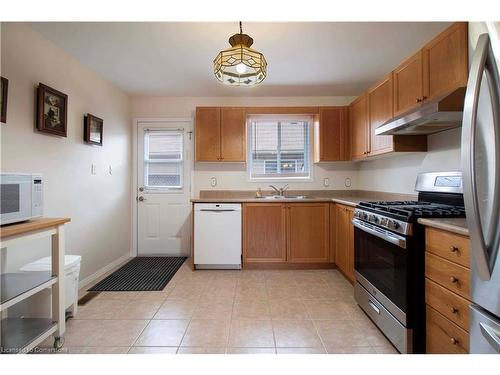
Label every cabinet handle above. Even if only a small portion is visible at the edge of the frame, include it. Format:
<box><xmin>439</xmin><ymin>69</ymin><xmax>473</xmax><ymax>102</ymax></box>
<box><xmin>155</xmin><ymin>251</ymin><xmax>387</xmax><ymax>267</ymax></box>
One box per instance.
<box><xmin>450</xmin><ymin>337</ymin><xmax>459</xmax><ymax>345</ymax></box>
<box><xmin>422</xmin><ymin>96</ymin><xmax>428</xmax><ymax>100</ymax></box>
<box><xmin>450</xmin><ymin>276</ymin><xmax>459</xmax><ymax>283</ymax></box>
<box><xmin>451</xmin><ymin>307</ymin><xmax>459</xmax><ymax>314</ymax></box>
<box><xmin>416</xmin><ymin>98</ymin><xmax>423</xmax><ymax>103</ymax></box>
<box><xmin>450</xmin><ymin>246</ymin><xmax>459</xmax><ymax>253</ymax></box>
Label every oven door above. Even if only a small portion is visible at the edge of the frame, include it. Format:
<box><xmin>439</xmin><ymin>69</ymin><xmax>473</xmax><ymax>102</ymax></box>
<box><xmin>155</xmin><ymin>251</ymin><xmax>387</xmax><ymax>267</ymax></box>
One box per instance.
<box><xmin>0</xmin><ymin>174</ymin><xmax>32</xmax><ymax>225</ymax></box>
<box><xmin>353</xmin><ymin>218</ymin><xmax>408</xmax><ymax>324</ymax></box>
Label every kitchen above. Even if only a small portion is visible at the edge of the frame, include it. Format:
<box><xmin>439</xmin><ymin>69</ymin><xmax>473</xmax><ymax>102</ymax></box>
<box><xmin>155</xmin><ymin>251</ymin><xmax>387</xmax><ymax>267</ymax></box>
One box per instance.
<box><xmin>0</xmin><ymin>2</ymin><xmax>499</xmax><ymax>371</ymax></box>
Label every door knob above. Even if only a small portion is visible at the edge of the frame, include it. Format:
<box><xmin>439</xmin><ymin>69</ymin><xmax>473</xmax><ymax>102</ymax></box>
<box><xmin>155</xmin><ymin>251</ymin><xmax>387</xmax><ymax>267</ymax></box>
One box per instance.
<box><xmin>137</xmin><ymin>196</ymin><xmax>146</xmax><ymax>202</ymax></box>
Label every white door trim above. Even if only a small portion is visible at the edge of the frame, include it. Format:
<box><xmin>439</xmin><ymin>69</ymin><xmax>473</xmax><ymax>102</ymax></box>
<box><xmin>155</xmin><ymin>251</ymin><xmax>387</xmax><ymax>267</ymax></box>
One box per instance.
<box><xmin>131</xmin><ymin>117</ymin><xmax>194</xmax><ymax>257</ymax></box>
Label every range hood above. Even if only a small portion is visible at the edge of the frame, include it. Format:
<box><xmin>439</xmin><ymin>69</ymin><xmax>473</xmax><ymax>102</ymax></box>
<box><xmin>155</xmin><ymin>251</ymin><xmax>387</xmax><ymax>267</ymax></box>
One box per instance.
<box><xmin>375</xmin><ymin>87</ymin><xmax>466</xmax><ymax>136</ymax></box>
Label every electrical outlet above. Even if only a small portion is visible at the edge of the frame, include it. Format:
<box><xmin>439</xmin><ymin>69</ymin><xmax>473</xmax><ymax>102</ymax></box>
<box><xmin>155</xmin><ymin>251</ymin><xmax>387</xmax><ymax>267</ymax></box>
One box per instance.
<box><xmin>108</xmin><ymin>165</ymin><xmax>113</xmax><ymax>175</ymax></box>
<box><xmin>91</xmin><ymin>164</ymin><xmax>97</xmax><ymax>175</ymax></box>
<box><xmin>210</xmin><ymin>177</ymin><xmax>217</xmax><ymax>187</ymax></box>
<box><xmin>323</xmin><ymin>178</ymin><xmax>330</xmax><ymax>187</ymax></box>
<box><xmin>345</xmin><ymin>177</ymin><xmax>352</xmax><ymax>188</ymax></box>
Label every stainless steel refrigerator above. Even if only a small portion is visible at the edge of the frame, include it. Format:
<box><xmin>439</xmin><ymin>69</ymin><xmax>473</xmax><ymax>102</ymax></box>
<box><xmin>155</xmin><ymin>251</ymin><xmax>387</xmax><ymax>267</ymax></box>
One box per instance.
<box><xmin>461</xmin><ymin>23</ymin><xmax>500</xmax><ymax>354</ymax></box>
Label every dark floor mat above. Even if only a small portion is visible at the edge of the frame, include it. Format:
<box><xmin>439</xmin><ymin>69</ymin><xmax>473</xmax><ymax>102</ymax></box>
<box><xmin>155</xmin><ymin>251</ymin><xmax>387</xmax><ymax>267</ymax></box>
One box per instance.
<box><xmin>88</xmin><ymin>257</ymin><xmax>186</xmax><ymax>292</ymax></box>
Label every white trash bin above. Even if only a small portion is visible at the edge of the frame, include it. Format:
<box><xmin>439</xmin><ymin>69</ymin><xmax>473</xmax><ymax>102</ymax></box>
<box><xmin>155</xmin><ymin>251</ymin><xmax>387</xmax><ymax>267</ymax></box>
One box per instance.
<box><xmin>20</xmin><ymin>255</ymin><xmax>82</xmax><ymax>317</ymax></box>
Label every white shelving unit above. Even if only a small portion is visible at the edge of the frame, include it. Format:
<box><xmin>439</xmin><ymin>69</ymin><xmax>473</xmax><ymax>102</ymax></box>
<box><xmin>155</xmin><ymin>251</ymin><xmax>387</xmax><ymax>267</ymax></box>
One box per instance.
<box><xmin>0</xmin><ymin>218</ymin><xmax>70</xmax><ymax>354</ymax></box>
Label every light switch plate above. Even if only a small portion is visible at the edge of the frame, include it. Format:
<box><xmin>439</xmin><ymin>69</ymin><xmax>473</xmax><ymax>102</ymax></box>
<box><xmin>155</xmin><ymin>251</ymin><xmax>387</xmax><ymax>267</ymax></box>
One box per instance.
<box><xmin>91</xmin><ymin>164</ymin><xmax>97</xmax><ymax>175</ymax></box>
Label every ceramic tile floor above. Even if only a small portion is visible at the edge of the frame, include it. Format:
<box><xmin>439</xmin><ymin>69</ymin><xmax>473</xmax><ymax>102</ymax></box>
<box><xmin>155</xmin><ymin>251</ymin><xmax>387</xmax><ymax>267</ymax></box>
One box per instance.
<box><xmin>39</xmin><ymin>264</ymin><xmax>398</xmax><ymax>354</ymax></box>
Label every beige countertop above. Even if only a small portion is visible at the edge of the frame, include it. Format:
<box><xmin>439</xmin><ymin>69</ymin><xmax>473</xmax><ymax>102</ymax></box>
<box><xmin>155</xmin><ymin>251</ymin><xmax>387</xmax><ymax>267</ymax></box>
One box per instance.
<box><xmin>191</xmin><ymin>190</ymin><xmax>418</xmax><ymax>208</ymax></box>
<box><xmin>417</xmin><ymin>217</ymin><xmax>469</xmax><ymax>236</ymax></box>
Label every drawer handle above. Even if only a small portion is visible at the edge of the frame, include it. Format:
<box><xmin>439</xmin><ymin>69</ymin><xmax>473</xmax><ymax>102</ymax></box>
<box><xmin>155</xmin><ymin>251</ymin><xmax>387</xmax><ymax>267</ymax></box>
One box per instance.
<box><xmin>368</xmin><ymin>300</ymin><xmax>380</xmax><ymax>315</ymax></box>
<box><xmin>450</xmin><ymin>246</ymin><xmax>459</xmax><ymax>253</ymax></box>
<box><xmin>450</xmin><ymin>276</ymin><xmax>459</xmax><ymax>283</ymax></box>
<box><xmin>450</xmin><ymin>307</ymin><xmax>459</xmax><ymax>314</ymax></box>
<box><xmin>450</xmin><ymin>337</ymin><xmax>459</xmax><ymax>345</ymax></box>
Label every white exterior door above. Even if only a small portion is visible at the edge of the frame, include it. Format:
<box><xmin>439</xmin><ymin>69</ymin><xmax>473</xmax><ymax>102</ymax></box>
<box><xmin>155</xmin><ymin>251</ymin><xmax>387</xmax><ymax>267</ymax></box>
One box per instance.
<box><xmin>137</xmin><ymin>120</ymin><xmax>192</xmax><ymax>256</ymax></box>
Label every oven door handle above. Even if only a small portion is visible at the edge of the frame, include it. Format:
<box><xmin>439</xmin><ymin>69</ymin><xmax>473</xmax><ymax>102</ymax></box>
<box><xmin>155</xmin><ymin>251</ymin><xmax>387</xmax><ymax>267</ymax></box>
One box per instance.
<box><xmin>352</xmin><ymin>218</ymin><xmax>407</xmax><ymax>249</ymax></box>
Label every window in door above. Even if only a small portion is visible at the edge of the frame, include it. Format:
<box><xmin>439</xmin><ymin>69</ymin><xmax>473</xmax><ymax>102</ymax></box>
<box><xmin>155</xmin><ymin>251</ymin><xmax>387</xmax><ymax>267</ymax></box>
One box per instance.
<box><xmin>143</xmin><ymin>130</ymin><xmax>183</xmax><ymax>190</ymax></box>
<box><xmin>248</xmin><ymin>116</ymin><xmax>312</xmax><ymax>180</ymax></box>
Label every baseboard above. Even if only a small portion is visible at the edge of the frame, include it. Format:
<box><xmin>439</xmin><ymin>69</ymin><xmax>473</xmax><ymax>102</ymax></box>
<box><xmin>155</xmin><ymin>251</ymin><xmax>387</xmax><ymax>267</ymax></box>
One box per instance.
<box><xmin>78</xmin><ymin>253</ymin><xmax>132</xmax><ymax>292</ymax></box>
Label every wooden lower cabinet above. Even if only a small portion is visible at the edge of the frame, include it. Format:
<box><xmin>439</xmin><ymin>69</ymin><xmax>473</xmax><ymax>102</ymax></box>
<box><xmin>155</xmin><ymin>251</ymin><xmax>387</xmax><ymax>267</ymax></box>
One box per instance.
<box><xmin>335</xmin><ymin>204</ymin><xmax>355</xmax><ymax>282</ymax></box>
<box><xmin>243</xmin><ymin>203</ymin><xmax>287</xmax><ymax>263</ymax></box>
<box><xmin>426</xmin><ymin>305</ymin><xmax>469</xmax><ymax>354</ymax></box>
<box><xmin>287</xmin><ymin>203</ymin><xmax>329</xmax><ymax>263</ymax></box>
<box><xmin>424</xmin><ymin>227</ymin><xmax>471</xmax><ymax>354</ymax></box>
<box><xmin>243</xmin><ymin>202</ymin><xmax>330</xmax><ymax>265</ymax></box>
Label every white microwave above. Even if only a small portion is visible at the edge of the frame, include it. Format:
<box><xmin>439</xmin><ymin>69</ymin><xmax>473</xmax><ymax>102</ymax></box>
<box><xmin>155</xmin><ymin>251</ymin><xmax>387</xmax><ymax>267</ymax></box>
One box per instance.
<box><xmin>0</xmin><ymin>174</ymin><xmax>43</xmax><ymax>225</ymax></box>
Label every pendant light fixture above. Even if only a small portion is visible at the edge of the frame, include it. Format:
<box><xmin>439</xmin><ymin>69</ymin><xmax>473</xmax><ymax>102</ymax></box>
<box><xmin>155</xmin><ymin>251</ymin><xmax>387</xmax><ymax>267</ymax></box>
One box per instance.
<box><xmin>213</xmin><ymin>22</ymin><xmax>267</xmax><ymax>86</ymax></box>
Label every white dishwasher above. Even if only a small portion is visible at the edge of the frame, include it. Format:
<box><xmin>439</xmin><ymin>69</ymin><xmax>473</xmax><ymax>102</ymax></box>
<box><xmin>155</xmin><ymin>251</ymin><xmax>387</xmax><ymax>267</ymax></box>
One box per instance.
<box><xmin>194</xmin><ymin>203</ymin><xmax>242</xmax><ymax>269</ymax></box>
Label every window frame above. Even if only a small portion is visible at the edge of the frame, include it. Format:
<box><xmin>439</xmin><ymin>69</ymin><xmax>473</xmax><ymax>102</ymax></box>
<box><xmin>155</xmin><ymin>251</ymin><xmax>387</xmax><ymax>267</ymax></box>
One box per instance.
<box><xmin>246</xmin><ymin>114</ymin><xmax>314</xmax><ymax>182</ymax></box>
<box><xmin>143</xmin><ymin>129</ymin><xmax>184</xmax><ymax>191</ymax></box>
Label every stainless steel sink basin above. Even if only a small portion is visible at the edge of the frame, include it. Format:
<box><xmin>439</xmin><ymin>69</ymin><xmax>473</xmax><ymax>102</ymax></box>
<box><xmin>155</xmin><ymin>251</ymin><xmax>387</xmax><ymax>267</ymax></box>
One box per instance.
<box><xmin>259</xmin><ymin>195</ymin><xmax>308</xmax><ymax>200</ymax></box>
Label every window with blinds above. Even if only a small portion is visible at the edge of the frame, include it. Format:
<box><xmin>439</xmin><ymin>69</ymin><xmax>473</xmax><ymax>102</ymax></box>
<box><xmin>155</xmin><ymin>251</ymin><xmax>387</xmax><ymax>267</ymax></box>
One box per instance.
<box><xmin>144</xmin><ymin>130</ymin><xmax>183</xmax><ymax>189</ymax></box>
<box><xmin>248</xmin><ymin>116</ymin><xmax>312</xmax><ymax>180</ymax></box>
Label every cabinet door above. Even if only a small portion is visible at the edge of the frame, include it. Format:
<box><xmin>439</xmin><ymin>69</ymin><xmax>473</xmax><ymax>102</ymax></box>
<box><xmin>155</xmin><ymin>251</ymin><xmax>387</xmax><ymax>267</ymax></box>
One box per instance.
<box><xmin>350</xmin><ymin>95</ymin><xmax>368</xmax><ymax>160</ymax></box>
<box><xmin>315</xmin><ymin>107</ymin><xmax>349</xmax><ymax>161</ymax></box>
<box><xmin>195</xmin><ymin>107</ymin><xmax>221</xmax><ymax>161</ymax></box>
<box><xmin>335</xmin><ymin>204</ymin><xmax>355</xmax><ymax>281</ymax></box>
<box><xmin>368</xmin><ymin>74</ymin><xmax>394</xmax><ymax>155</ymax></box>
<box><xmin>329</xmin><ymin>203</ymin><xmax>336</xmax><ymax>263</ymax></box>
<box><xmin>335</xmin><ymin>205</ymin><xmax>350</xmax><ymax>274</ymax></box>
<box><xmin>393</xmin><ymin>50</ymin><xmax>423</xmax><ymax>117</ymax></box>
<box><xmin>423</xmin><ymin>22</ymin><xmax>468</xmax><ymax>101</ymax></box>
<box><xmin>346</xmin><ymin>206</ymin><xmax>355</xmax><ymax>281</ymax></box>
<box><xmin>243</xmin><ymin>203</ymin><xmax>287</xmax><ymax>263</ymax></box>
<box><xmin>221</xmin><ymin>107</ymin><xmax>247</xmax><ymax>162</ymax></box>
<box><xmin>287</xmin><ymin>203</ymin><xmax>330</xmax><ymax>263</ymax></box>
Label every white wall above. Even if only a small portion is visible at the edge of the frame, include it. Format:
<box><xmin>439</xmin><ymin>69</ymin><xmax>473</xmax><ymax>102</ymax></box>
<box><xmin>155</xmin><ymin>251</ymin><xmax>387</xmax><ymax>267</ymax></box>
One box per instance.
<box><xmin>132</xmin><ymin>96</ymin><xmax>359</xmax><ymax>194</ymax></box>
<box><xmin>357</xmin><ymin>128</ymin><xmax>462</xmax><ymax>193</ymax></box>
<box><xmin>0</xmin><ymin>23</ymin><xmax>132</xmax><ymax>282</ymax></box>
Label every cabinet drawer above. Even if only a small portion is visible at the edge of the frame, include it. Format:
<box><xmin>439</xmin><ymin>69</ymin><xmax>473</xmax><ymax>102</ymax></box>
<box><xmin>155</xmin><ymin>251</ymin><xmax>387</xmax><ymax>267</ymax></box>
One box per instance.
<box><xmin>425</xmin><ymin>252</ymin><xmax>470</xmax><ymax>299</ymax></box>
<box><xmin>426</xmin><ymin>227</ymin><xmax>470</xmax><ymax>267</ymax></box>
<box><xmin>425</xmin><ymin>278</ymin><xmax>470</xmax><ymax>331</ymax></box>
<box><xmin>426</xmin><ymin>306</ymin><xmax>469</xmax><ymax>354</ymax></box>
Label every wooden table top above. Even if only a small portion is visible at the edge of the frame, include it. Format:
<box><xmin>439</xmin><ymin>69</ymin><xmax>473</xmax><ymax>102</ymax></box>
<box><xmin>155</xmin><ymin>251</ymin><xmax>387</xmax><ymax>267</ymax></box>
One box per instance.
<box><xmin>0</xmin><ymin>218</ymin><xmax>71</xmax><ymax>239</ymax></box>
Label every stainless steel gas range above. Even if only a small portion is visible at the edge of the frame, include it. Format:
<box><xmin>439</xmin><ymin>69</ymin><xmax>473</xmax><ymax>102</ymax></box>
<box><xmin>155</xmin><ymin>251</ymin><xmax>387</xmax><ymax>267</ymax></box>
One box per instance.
<box><xmin>353</xmin><ymin>172</ymin><xmax>466</xmax><ymax>354</ymax></box>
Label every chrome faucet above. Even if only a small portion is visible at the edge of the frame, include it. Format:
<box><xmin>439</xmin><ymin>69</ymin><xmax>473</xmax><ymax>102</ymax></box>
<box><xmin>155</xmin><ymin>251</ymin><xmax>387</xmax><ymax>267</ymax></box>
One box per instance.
<box><xmin>269</xmin><ymin>184</ymin><xmax>289</xmax><ymax>197</ymax></box>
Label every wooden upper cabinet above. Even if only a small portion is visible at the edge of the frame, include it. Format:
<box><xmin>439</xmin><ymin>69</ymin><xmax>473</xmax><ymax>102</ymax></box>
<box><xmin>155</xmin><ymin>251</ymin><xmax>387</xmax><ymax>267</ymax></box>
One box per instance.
<box><xmin>393</xmin><ymin>50</ymin><xmax>424</xmax><ymax>117</ymax></box>
<box><xmin>423</xmin><ymin>22</ymin><xmax>468</xmax><ymax>101</ymax></box>
<box><xmin>195</xmin><ymin>107</ymin><xmax>247</xmax><ymax>162</ymax></box>
<box><xmin>287</xmin><ymin>203</ymin><xmax>330</xmax><ymax>263</ymax></box>
<box><xmin>368</xmin><ymin>74</ymin><xmax>394</xmax><ymax>155</ymax></box>
<box><xmin>314</xmin><ymin>107</ymin><xmax>349</xmax><ymax>162</ymax></box>
<box><xmin>220</xmin><ymin>107</ymin><xmax>246</xmax><ymax>162</ymax></box>
<box><xmin>195</xmin><ymin>107</ymin><xmax>221</xmax><ymax>161</ymax></box>
<box><xmin>243</xmin><ymin>203</ymin><xmax>287</xmax><ymax>263</ymax></box>
<box><xmin>350</xmin><ymin>94</ymin><xmax>369</xmax><ymax>160</ymax></box>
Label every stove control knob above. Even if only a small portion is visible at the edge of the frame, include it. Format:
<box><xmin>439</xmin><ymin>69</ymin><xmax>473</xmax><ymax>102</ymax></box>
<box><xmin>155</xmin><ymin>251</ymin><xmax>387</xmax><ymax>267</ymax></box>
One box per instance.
<box><xmin>369</xmin><ymin>215</ymin><xmax>379</xmax><ymax>223</ymax></box>
<box><xmin>361</xmin><ymin>212</ymin><xmax>368</xmax><ymax>220</ymax></box>
<box><xmin>380</xmin><ymin>218</ymin><xmax>388</xmax><ymax>226</ymax></box>
<box><xmin>389</xmin><ymin>220</ymin><xmax>400</xmax><ymax>230</ymax></box>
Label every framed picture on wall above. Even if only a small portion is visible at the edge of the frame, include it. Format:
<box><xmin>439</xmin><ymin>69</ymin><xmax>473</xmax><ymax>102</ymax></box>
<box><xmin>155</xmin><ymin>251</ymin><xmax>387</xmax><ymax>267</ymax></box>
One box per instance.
<box><xmin>84</xmin><ymin>113</ymin><xmax>103</xmax><ymax>146</ymax></box>
<box><xmin>36</xmin><ymin>83</ymin><xmax>68</xmax><ymax>137</ymax></box>
<box><xmin>0</xmin><ymin>76</ymin><xmax>8</xmax><ymax>124</ymax></box>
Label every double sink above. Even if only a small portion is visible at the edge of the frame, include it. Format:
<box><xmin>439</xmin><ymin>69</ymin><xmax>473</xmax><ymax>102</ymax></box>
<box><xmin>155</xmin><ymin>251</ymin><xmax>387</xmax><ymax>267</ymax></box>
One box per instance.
<box><xmin>257</xmin><ymin>195</ymin><xmax>308</xmax><ymax>200</ymax></box>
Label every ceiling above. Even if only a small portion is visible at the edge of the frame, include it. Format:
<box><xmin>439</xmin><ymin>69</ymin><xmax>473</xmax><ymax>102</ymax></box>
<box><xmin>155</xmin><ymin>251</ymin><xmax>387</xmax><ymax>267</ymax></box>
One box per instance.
<box><xmin>30</xmin><ymin>22</ymin><xmax>451</xmax><ymax>97</ymax></box>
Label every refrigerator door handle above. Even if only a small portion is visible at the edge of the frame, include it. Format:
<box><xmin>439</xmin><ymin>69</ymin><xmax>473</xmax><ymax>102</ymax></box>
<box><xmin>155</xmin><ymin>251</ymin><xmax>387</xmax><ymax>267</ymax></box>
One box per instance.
<box><xmin>462</xmin><ymin>33</ymin><xmax>500</xmax><ymax>280</ymax></box>
<box><xmin>479</xmin><ymin>322</ymin><xmax>500</xmax><ymax>353</ymax></box>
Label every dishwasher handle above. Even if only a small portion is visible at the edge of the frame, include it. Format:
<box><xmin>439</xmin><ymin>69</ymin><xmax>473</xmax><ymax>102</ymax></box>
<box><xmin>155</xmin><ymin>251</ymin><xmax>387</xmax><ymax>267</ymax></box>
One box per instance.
<box><xmin>199</xmin><ymin>209</ymin><xmax>236</xmax><ymax>212</ymax></box>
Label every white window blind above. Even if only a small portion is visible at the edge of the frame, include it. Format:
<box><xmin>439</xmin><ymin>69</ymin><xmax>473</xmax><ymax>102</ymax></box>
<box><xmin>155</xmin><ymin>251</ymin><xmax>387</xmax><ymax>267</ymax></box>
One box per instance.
<box><xmin>144</xmin><ymin>130</ymin><xmax>183</xmax><ymax>189</ymax></box>
<box><xmin>248</xmin><ymin>116</ymin><xmax>311</xmax><ymax>180</ymax></box>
